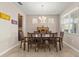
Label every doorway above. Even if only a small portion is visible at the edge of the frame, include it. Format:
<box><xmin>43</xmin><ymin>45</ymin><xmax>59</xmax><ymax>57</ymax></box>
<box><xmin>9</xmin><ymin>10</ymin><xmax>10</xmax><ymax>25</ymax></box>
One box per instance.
<box><xmin>18</xmin><ymin>14</ymin><xmax>23</xmax><ymax>41</ymax></box>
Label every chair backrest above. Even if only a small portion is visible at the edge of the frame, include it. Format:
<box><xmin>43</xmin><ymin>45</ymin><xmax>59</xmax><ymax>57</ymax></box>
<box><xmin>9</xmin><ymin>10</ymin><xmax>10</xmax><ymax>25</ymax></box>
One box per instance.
<box><xmin>34</xmin><ymin>31</ymin><xmax>39</xmax><ymax>33</ymax></box>
<box><xmin>44</xmin><ymin>33</ymin><xmax>50</xmax><ymax>37</ymax></box>
<box><xmin>33</xmin><ymin>32</ymin><xmax>41</xmax><ymax>37</ymax></box>
<box><xmin>27</xmin><ymin>32</ymin><xmax>32</xmax><ymax>37</ymax></box>
<box><xmin>53</xmin><ymin>33</ymin><xmax>58</xmax><ymax>37</ymax></box>
<box><xmin>19</xmin><ymin>30</ymin><xmax>24</xmax><ymax>40</ymax></box>
<box><xmin>60</xmin><ymin>32</ymin><xmax>64</xmax><ymax>38</ymax></box>
<box><xmin>31</xmin><ymin>33</ymin><xmax>35</xmax><ymax>37</ymax></box>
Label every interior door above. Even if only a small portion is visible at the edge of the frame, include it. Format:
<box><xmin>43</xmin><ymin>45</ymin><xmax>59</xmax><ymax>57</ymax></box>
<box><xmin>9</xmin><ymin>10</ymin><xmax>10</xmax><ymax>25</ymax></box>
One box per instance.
<box><xmin>18</xmin><ymin>14</ymin><xmax>23</xmax><ymax>41</ymax></box>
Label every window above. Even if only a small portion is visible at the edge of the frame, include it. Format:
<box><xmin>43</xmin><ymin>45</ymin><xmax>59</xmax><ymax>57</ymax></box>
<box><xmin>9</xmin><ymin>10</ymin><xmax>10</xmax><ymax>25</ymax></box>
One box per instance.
<box><xmin>32</xmin><ymin>16</ymin><xmax>55</xmax><ymax>25</ymax></box>
<box><xmin>48</xmin><ymin>18</ymin><xmax>54</xmax><ymax>24</ymax></box>
<box><xmin>32</xmin><ymin>18</ymin><xmax>38</xmax><ymax>25</ymax></box>
<box><xmin>61</xmin><ymin>7</ymin><xmax>79</xmax><ymax>33</ymax></box>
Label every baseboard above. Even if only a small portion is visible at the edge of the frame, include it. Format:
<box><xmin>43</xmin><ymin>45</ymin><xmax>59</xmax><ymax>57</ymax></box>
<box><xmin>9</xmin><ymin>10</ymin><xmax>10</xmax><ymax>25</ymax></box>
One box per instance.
<box><xmin>0</xmin><ymin>43</ymin><xmax>19</xmax><ymax>56</ymax></box>
<box><xmin>63</xmin><ymin>41</ymin><xmax>79</xmax><ymax>53</ymax></box>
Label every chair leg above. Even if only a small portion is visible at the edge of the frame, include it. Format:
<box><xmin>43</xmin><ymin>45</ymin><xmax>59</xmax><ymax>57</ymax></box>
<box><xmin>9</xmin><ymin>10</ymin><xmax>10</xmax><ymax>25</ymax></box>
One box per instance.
<box><xmin>23</xmin><ymin>41</ymin><xmax>26</xmax><ymax>51</ymax></box>
<box><xmin>61</xmin><ymin>39</ymin><xmax>63</xmax><ymax>48</ymax></box>
<box><xmin>36</xmin><ymin>44</ymin><xmax>39</xmax><ymax>52</ymax></box>
<box><xmin>56</xmin><ymin>44</ymin><xmax>58</xmax><ymax>52</ymax></box>
<box><xmin>53</xmin><ymin>40</ymin><xmax>56</xmax><ymax>48</ymax></box>
<box><xmin>49</xmin><ymin>45</ymin><xmax>51</xmax><ymax>52</ymax></box>
<box><xmin>59</xmin><ymin>41</ymin><xmax>61</xmax><ymax>51</ymax></box>
<box><xmin>20</xmin><ymin>41</ymin><xmax>22</xmax><ymax>48</ymax></box>
<box><xmin>55</xmin><ymin>40</ymin><xmax>58</xmax><ymax>52</ymax></box>
<box><xmin>59</xmin><ymin>39</ymin><xmax>63</xmax><ymax>50</ymax></box>
<box><xmin>61</xmin><ymin>41</ymin><xmax>63</xmax><ymax>48</ymax></box>
<box><xmin>44</xmin><ymin>45</ymin><xmax>46</xmax><ymax>52</ymax></box>
<box><xmin>35</xmin><ymin>44</ymin><xmax>37</xmax><ymax>52</ymax></box>
<box><xmin>27</xmin><ymin>43</ymin><xmax>29</xmax><ymax>52</ymax></box>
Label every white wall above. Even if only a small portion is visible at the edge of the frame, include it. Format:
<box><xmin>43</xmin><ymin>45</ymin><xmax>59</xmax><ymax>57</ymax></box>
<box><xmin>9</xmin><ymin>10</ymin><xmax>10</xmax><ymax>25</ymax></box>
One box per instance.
<box><xmin>26</xmin><ymin>15</ymin><xmax>60</xmax><ymax>33</ymax></box>
<box><xmin>60</xmin><ymin>3</ymin><xmax>79</xmax><ymax>52</ymax></box>
<box><xmin>0</xmin><ymin>2</ymin><xmax>26</xmax><ymax>55</ymax></box>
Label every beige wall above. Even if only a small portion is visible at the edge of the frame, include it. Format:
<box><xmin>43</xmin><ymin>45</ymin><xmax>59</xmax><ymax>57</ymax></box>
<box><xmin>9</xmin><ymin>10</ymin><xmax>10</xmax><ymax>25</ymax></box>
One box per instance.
<box><xmin>26</xmin><ymin>15</ymin><xmax>60</xmax><ymax>33</ymax></box>
<box><xmin>0</xmin><ymin>2</ymin><xmax>26</xmax><ymax>55</ymax></box>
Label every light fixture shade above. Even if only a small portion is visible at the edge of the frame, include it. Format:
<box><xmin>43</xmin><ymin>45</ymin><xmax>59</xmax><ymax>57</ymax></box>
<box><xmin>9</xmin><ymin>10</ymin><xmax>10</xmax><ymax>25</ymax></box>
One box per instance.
<box><xmin>38</xmin><ymin>16</ymin><xmax>42</xmax><ymax>20</ymax></box>
<box><xmin>38</xmin><ymin>16</ymin><xmax>46</xmax><ymax>23</ymax></box>
<box><xmin>42</xmin><ymin>16</ymin><xmax>47</xmax><ymax>20</ymax></box>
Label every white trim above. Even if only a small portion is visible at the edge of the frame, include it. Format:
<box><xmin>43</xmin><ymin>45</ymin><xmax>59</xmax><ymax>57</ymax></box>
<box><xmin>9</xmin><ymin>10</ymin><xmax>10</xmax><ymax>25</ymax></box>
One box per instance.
<box><xmin>63</xmin><ymin>41</ymin><xmax>79</xmax><ymax>53</ymax></box>
<box><xmin>63</xmin><ymin>7</ymin><xmax>79</xmax><ymax>17</ymax></box>
<box><xmin>0</xmin><ymin>43</ymin><xmax>19</xmax><ymax>56</ymax></box>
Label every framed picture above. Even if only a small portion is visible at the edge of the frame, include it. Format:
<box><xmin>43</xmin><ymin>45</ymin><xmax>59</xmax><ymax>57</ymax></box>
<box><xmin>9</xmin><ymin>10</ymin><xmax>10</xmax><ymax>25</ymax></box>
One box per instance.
<box><xmin>11</xmin><ymin>19</ymin><xmax>17</xmax><ymax>25</ymax></box>
<box><xmin>0</xmin><ymin>12</ymin><xmax>11</xmax><ymax>21</ymax></box>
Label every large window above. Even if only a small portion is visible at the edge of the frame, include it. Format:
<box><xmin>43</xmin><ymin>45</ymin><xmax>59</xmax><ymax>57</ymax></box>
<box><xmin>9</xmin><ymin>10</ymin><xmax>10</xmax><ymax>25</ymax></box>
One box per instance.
<box><xmin>32</xmin><ymin>18</ymin><xmax>38</xmax><ymax>25</ymax></box>
<box><xmin>61</xmin><ymin>7</ymin><xmax>79</xmax><ymax>33</ymax></box>
<box><xmin>32</xmin><ymin>16</ymin><xmax>55</xmax><ymax>25</ymax></box>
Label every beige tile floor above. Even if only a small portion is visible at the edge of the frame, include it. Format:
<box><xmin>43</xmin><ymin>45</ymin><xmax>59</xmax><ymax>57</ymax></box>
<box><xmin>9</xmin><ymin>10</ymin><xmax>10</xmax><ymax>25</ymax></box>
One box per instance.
<box><xmin>1</xmin><ymin>44</ymin><xmax>79</xmax><ymax>57</ymax></box>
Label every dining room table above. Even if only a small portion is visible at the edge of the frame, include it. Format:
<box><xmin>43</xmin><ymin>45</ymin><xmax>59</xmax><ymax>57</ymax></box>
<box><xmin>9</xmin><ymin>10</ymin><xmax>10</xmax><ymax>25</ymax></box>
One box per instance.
<box><xmin>23</xmin><ymin>35</ymin><xmax>62</xmax><ymax>52</ymax></box>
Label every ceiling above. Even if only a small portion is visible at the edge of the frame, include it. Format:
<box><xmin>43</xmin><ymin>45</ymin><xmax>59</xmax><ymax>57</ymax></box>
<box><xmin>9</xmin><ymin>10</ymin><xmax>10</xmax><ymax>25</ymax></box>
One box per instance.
<box><xmin>15</xmin><ymin>2</ymin><xmax>73</xmax><ymax>15</ymax></box>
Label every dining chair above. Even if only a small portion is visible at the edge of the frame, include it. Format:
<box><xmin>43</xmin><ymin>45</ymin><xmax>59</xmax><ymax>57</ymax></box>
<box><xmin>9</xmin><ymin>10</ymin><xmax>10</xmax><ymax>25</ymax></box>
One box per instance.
<box><xmin>55</xmin><ymin>32</ymin><xmax>64</xmax><ymax>51</ymax></box>
<box><xmin>53</xmin><ymin>32</ymin><xmax>58</xmax><ymax>47</ymax></box>
<box><xmin>35</xmin><ymin>33</ymin><xmax>45</xmax><ymax>51</ymax></box>
<box><xmin>45</xmin><ymin>33</ymin><xmax>51</xmax><ymax>51</ymax></box>
<box><xmin>53</xmin><ymin>33</ymin><xmax>59</xmax><ymax>52</ymax></box>
<box><xmin>35</xmin><ymin>33</ymin><xmax>43</xmax><ymax>52</ymax></box>
<box><xmin>27</xmin><ymin>32</ymin><xmax>32</xmax><ymax>51</ymax></box>
<box><xmin>19</xmin><ymin>30</ymin><xmax>26</xmax><ymax>50</ymax></box>
<box><xmin>53</xmin><ymin>32</ymin><xmax>64</xmax><ymax>51</ymax></box>
<box><xmin>48</xmin><ymin>33</ymin><xmax>54</xmax><ymax>47</ymax></box>
<box><xmin>40</xmin><ymin>33</ymin><xmax>51</xmax><ymax>51</ymax></box>
<box><xmin>27</xmin><ymin>33</ymin><xmax>40</xmax><ymax>52</ymax></box>
<box><xmin>60</xmin><ymin>32</ymin><xmax>64</xmax><ymax>48</ymax></box>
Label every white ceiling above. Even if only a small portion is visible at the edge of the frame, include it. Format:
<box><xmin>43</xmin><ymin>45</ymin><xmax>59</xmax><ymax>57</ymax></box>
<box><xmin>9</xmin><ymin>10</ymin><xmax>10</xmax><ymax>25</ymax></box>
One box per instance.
<box><xmin>16</xmin><ymin>2</ymin><xmax>73</xmax><ymax>15</ymax></box>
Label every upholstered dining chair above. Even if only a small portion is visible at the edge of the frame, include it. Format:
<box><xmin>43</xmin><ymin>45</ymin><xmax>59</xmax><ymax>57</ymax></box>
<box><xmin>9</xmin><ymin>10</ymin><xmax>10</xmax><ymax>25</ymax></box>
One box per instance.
<box><xmin>39</xmin><ymin>33</ymin><xmax>51</xmax><ymax>51</ymax></box>
<box><xmin>19</xmin><ymin>30</ymin><xmax>26</xmax><ymax>50</ymax></box>
<box><xmin>44</xmin><ymin>33</ymin><xmax>51</xmax><ymax>51</ymax></box>
<box><xmin>27</xmin><ymin>32</ymin><xmax>32</xmax><ymax>51</ymax></box>
<box><xmin>48</xmin><ymin>33</ymin><xmax>54</xmax><ymax>48</ymax></box>
<box><xmin>27</xmin><ymin>33</ymin><xmax>39</xmax><ymax>52</ymax></box>
<box><xmin>53</xmin><ymin>33</ymin><xmax>59</xmax><ymax>52</ymax></box>
<box><xmin>53</xmin><ymin>32</ymin><xmax>58</xmax><ymax>47</ymax></box>
<box><xmin>54</xmin><ymin>32</ymin><xmax>64</xmax><ymax>51</ymax></box>
<box><xmin>60</xmin><ymin>32</ymin><xmax>64</xmax><ymax>48</ymax></box>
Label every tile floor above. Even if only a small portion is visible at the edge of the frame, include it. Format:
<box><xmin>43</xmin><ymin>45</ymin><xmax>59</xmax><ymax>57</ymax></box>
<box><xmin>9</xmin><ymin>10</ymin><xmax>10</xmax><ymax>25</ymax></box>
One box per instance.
<box><xmin>1</xmin><ymin>44</ymin><xmax>79</xmax><ymax>57</ymax></box>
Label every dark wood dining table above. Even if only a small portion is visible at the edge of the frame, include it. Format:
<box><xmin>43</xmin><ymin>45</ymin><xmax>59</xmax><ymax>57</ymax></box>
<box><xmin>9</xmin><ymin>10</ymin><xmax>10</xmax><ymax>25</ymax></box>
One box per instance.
<box><xmin>23</xmin><ymin>36</ymin><xmax>62</xmax><ymax>52</ymax></box>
